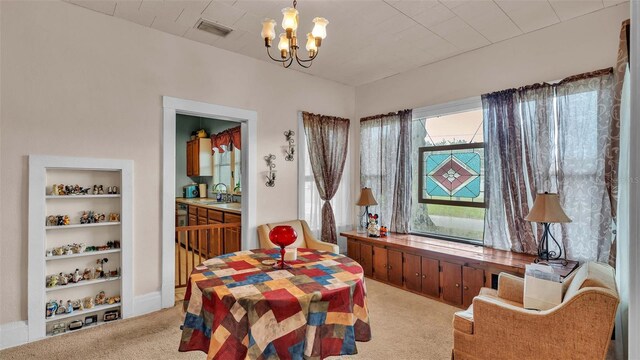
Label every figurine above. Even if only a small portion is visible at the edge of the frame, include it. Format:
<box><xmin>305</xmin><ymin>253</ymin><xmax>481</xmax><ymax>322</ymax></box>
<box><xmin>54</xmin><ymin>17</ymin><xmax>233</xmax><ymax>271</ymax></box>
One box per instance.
<box><xmin>46</xmin><ymin>275</ymin><xmax>59</xmax><ymax>288</ymax></box>
<box><xmin>98</xmin><ymin>185</ymin><xmax>104</xmax><ymax>195</ymax></box>
<box><xmin>108</xmin><ymin>213</ymin><xmax>120</xmax><ymax>222</ymax></box>
<box><xmin>71</xmin><ymin>243</ymin><xmax>86</xmax><ymax>254</ymax></box>
<box><xmin>80</xmin><ymin>211</ymin><xmax>90</xmax><ymax>224</ymax></box>
<box><xmin>83</xmin><ymin>268</ymin><xmax>94</xmax><ymax>280</ymax></box>
<box><xmin>107</xmin><ymin>296</ymin><xmax>116</xmax><ymax>305</ymax></box>
<box><xmin>112</xmin><ymin>186</ymin><xmax>119</xmax><ymax>194</ymax></box>
<box><xmin>46</xmin><ymin>300</ymin><xmax>58</xmax><ymax>318</ymax></box>
<box><xmin>55</xmin><ymin>300</ymin><xmax>66</xmax><ymax>315</ymax></box>
<box><xmin>96</xmin><ymin>258</ymin><xmax>108</xmax><ymax>278</ymax></box>
<box><xmin>112</xmin><ymin>295</ymin><xmax>121</xmax><ymax>303</ymax></box>
<box><xmin>367</xmin><ymin>213</ymin><xmax>380</xmax><ymax>238</ymax></box>
<box><xmin>46</xmin><ymin>249</ymin><xmax>53</xmax><ymax>257</ymax></box>
<box><xmin>58</xmin><ymin>273</ymin><xmax>69</xmax><ymax>286</ymax></box>
<box><xmin>66</xmin><ymin>300</ymin><xmax>73</xmax><ymax>314</ymax></box>
<box><xmin>63</xmin><ymin>215</ymin><xmax>70</xmax><ymax>226</ymax></box>
<box><xmin>47</xmin><ymin>216</ymin><xmax>57</xmax><ymax>226</ymax></box>
<box><xmin>57</xmin><ymin>184</ymin><xmax>66</xmax><ymax>195</ymax></box>
<box><xmin>72</xmin><ymin>299</ymin><xmax>83</xmax><ymax>311</ymax></box>
<box><xmin>72</xmin><ymin>269</ymin><xmax>82</xmax><ymax>283</ymax></box>
<box><xmin>52</xmin><ymin>184</ymin><xmax>59</xmax><ymax>196</ymax></box>
<box><xmin>113</xmin><ymin>240</ymin><xmax>120</xmax><ymax>249</ymax></box>
<box><xmin>380</xmin><ymin>226</ymin><xmax>388</xmax><ymax>237</ymax></box>
<box><xmin>65</xmin><ymin>247</ymin><xmax>73</xmax><ymax>255</ymax></box>
<box><xmin>95</xmin><ymin>291</ymin><xmax>106</xmax><ymax>305</ymax></box>
<box><xmin>83</xmin><ymin>296</ymin><xmax>94</xmax><ymax>309</ymax></box>
<box><xmin>53</xmin><ymin>247</ymin><xmax>65</xmax><ymax>256</ymax></box>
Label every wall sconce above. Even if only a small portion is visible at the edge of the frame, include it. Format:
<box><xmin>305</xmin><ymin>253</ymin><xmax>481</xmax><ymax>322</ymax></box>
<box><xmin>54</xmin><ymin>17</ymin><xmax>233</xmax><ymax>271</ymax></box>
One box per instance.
<box><xmin>265</xmin><ymin>154</ymin><xmax>276</xmax><ymax>187</ymax></box>
<box><xmin>284</xmin><ymin>130</ymin><xmax>295</xmax><ymax>161</ymax></box>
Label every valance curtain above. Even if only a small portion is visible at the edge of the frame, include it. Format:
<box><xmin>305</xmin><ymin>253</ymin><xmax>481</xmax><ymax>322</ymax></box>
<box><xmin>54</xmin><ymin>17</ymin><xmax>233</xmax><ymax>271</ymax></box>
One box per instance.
<box><xmin>302</xmin><ymin>112</ymin><xmax>350</xmax><ymax>245</ymax></box>
<box><xmin>211</xmin><ymin>126</ymin><xmax>241</xmax><ymax>153</ymax></box>
<box><xmin>483</xmin><ymin>68</ymin><xmax>617</xmax><ymax>262</ymax></box>
<box><xmin>360</xmin><ymin>110</ymin><xmax>412</xmax><ymax>233</ymax></box>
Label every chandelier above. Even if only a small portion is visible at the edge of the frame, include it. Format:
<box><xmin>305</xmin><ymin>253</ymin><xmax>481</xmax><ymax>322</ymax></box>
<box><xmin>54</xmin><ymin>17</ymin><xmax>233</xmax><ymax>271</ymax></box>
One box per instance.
<box><xmin>260</xmin><ymin>0</ymin><xmax>328</xmax><ymax>68</ymax></box>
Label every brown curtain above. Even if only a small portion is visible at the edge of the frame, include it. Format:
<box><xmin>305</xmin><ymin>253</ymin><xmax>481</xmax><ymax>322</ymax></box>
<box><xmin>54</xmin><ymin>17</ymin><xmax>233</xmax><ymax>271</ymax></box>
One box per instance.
<box><xmin>608</xmin><ymin>19</ymin><xmax>629</xmax><ymax>267</ymax></box>
<box><xmin>211</xmin><ymin>126</ymin><xmax>241</xmax><ymax>153</ymax></box>
<box><xmin>302</xmin><ymin>112</ymin><xmax>350</xmax><ymax>244</ymax></box>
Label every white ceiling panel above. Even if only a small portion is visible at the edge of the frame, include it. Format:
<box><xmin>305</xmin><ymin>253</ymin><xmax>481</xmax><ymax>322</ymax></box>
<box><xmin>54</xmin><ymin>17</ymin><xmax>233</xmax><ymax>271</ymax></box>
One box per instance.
<box><xmin>548</xmin><ymin>0</ymin><xmax>604</xmax><ymax>21</ymax></box>
<box><xmin>66</xmin><ymin>0</ymin><xmax>628</xmax><ymax>86</ymax></box>
<box><xmin>495</xmin><ymin>0</ymin><xmax>560</xmax><ymax>33</ymax></box>
<box><xmin>444</xmin><ymin>1</ymin><xmax>522</xmax><ymax>42</ymax></box>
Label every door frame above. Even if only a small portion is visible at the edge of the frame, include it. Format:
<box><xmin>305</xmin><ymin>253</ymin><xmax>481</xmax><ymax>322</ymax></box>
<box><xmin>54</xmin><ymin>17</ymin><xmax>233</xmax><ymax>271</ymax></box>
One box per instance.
<box><xmin>161</xmin><ymin>96</ymin><xmax>257</xmax><ymax>308</ymax></box>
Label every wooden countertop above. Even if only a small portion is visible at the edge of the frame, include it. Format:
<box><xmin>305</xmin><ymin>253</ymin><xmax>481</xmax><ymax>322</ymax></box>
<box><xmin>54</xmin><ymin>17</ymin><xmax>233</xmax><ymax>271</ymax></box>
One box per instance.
<box><xmin>340</xmin><ymin>231</ymin><xmax>578</xmax><ymax>277</ymax></box>
<box><xmin>176</xmin><ymin>198</ymin><xmax>241</xmax><ymax>215</ymax></box>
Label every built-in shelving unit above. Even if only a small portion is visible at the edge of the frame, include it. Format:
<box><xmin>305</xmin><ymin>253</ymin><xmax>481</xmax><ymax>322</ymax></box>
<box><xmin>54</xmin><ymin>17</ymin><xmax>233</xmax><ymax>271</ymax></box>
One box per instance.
<box><xmin>28</xmin><ymin>156</ymin><xmax>133</xmax><ymax>341</ymax></box>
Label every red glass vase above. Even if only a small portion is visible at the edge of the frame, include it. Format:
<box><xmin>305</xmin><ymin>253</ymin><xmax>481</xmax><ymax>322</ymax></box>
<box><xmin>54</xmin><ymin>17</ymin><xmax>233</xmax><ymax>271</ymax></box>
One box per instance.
<box><xmin>269</xmin><ymin>225</ymin><xmax>298</xmax><ymax>269</ymax></box>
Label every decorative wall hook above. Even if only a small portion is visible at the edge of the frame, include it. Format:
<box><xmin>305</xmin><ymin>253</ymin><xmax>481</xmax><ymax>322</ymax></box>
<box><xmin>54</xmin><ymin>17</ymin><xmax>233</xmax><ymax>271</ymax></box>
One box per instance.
<box><xmin>284</xmin><ymin>130</ymin><xmax>295</xmax><ymax>161</ymax></box>
<box><xmin>265</xmin><ymin>154</ymin><xmax>277</xmax><ymax>187</ymax></box>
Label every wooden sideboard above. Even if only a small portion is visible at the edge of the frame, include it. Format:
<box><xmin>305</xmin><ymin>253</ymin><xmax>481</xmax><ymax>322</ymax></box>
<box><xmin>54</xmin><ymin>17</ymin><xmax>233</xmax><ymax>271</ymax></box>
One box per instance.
<box><xmin>341</xmin><ymin>231</ymin><xmax>578</xmax><ymax>308</ymax></box>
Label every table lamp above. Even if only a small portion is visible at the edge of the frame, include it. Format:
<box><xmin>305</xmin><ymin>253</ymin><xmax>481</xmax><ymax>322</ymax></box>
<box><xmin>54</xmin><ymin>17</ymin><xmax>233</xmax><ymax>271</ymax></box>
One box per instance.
<box><xmin>356</xmin><ymin>187</ymin><xmax>378</xmax><ymax>233</ymax></box>
<box><xmin>525</xmin><ymin>192</ymin><xmax>572</xmax><ymax>264</ymax></box>
<box><xmin>269</xmin><ymin>225</ymin><xmax>298</xmax><ymax>269</ymax></box>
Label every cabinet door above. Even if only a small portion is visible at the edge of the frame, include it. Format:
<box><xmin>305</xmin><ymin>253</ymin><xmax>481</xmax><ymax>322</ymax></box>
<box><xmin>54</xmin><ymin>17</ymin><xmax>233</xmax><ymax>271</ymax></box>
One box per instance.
<box><xmin>441</xmin><ymin>262</ymin><xmax>463</xmax><ymax>306</ymax></box>
<box><xmin>206</xmin><ymin>219</ymin><xmax>223</xmax><ymax>257</ymax></box>
<box><xmin>191</xmin><ymin>140</ymin><xmax>200</xmax><ymax>176</ymax></box>
<box><xmin>359</xmin><ymin>244</ymin><xmax>373</xmax><ymax>277</ymax></box>
<box><xmin>347</xmin><ymin>240</ymin><xmax>360</xmax><ymax>264</ymax></box>
<box><xmin>421</xmin><ymin>257</ymin><xmax>440</xmax><ymax>298</ymax></box>
<box><xmin>372</xmin><ymin>247</ymin><xmax>388</xmax><ymax>282</ymax></box>
<box><xmin>387</xmin><ymin>249</ymin><xmax>403</xmax><ymax>286</ymax></box>
<box><xmin>186</xmin><ymin>141</ymin><xmax>194</xmax><ymax>177</ymax></box>
<box><xmin>463</xmin><ymin>266</ymin><xmax>485</xmax><ymax>308</ymax></box>
<box><xmin>223</xmin><ymin>213</ymin><xmax>241</xmax><ymax>254</ymax></box>
<box><xmin>403</xmin><ymin>253</ymin><xmax>421</xmax><ymax>292</ymax></box>
<box><xmin>188</xmin><ymin>214</ymin><xmax>197</xmax><ymax>226</ymax></box>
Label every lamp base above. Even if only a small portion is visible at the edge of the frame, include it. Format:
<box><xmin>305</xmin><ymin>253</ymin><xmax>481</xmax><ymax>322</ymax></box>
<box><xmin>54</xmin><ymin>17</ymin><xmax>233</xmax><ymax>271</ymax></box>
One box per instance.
<box><xmin>535</xmin><ymin>223</ymin><xmax>567</xmax><ymax>266</ymax></box>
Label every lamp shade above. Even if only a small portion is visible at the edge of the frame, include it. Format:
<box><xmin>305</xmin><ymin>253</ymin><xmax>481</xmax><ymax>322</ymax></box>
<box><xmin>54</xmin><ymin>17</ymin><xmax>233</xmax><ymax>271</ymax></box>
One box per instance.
<box><xmin>281</xmin><ymin>7</ymin><xmax>299</xmax><ymax>31</ymax></box>
<box><xmin>311</xmin><ymin>17</ymin><xmax>328</xmax><ymax>39</ymax></box>
<box><xmin>356</xmin><ymin>187</ymin><xmax>378</xmax><ymax>206</ymax></box>
<box><xmin>261</xmin><ymin>18</ymin><xmax>276</xmax><ymax>40</ymax></box>
<box><xmin>524</xmin><ymin>193</ymin><xmax>572</xmax><ymax>223</ymax></box>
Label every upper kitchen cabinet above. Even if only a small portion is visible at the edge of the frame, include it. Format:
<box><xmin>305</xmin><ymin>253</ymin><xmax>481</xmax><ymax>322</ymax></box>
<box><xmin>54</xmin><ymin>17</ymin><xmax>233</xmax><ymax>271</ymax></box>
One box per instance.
<box><xmin>186</xmin><ymin>138</ymin><xmax>213</xmax><ymax>177</ymax></box>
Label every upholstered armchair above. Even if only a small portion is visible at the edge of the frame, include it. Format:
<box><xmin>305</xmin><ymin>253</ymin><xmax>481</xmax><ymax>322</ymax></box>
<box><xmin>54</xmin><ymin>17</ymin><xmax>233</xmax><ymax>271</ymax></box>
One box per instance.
<box><xmin>452</xmin><ymin>262</ymin><xmax>619</xmax><ymax>360</ymax></box>
<box><xmin>257</xmin><ymin>220</ymin><xmax>340</xmax><ymax>254</ymax></box>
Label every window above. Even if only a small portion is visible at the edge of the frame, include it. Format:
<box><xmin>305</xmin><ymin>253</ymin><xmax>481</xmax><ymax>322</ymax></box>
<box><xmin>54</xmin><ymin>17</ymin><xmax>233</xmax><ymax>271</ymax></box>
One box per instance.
<box><xmin>213</xmin><ymin>145</ymin><xmax>240</xmax><ymax>193</ymax></box>
<box><xmin>411</xmin><ymin>105</ymin><xmax>485</xmax><ymax>243</ymax></box>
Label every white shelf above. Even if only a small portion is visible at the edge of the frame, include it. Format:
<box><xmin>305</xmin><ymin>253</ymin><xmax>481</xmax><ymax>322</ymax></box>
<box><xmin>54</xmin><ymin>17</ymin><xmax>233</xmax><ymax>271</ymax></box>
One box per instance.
<box><xmin>46</xmin><ymin>277</ymin><xmax>121</xmax><ymax>293</ymax></box>
<box><xmin>46</xmin><ymin>249</ymin><xmax>121</xmax><ymax>261</ymax></box>
<box><xmin>45</xmin><ymin>303</ymin><xmax>121</xmax><ymax>323</ymax></box>
<box><xmin>46</xmin><ymin>222</ymin><xmax>120</xmax><ymax>230</ymax></box>
<box><xmin>46</xmin><ymin>194</ymin><xmax>121</xmax><ymax>199</ymax></box>
<box><xmin>47</xmin><ymin>317</ymin><xmax>121</xmax><ymax>338</ymax></box>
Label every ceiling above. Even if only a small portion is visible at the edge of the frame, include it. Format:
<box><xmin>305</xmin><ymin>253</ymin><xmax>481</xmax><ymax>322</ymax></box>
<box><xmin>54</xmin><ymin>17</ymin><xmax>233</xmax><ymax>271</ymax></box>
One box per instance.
<box><xmin>65</xmin><ymin>0</ymin><xmax>626</xmax><ymax>86</ymax></box>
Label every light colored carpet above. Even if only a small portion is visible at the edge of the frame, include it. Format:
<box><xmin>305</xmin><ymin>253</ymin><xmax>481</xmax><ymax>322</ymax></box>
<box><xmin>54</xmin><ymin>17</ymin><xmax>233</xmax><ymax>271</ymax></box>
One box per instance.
<box><xmin>0</xmin><ymin>279</ymin><xmax>458</xmax><ymax>360</ymax></box>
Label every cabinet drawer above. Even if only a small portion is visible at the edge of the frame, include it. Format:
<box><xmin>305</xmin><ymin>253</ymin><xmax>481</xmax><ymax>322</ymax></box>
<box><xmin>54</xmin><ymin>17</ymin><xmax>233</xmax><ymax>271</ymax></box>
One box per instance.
<box><xmin>225</xmin><ymin>213</ymin><xmax>241</xmax><ymax>223</ymax></box>
<box><xmin>208</xmin><ymin>209</ymin><xmax>224</xmax><ymax>222</ymax></box>
<box><xmin>188</xmin><ymin>205</ymin><xmax>197</xmax><ymax>215</ymax></box>
<box><xmin>197</xmin><ymin>207</ymin><xmax>208</xmax><ymax>218</ymax></box>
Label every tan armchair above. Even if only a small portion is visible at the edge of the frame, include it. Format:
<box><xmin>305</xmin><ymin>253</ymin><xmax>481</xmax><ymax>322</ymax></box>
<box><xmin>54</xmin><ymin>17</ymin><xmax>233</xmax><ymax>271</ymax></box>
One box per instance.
<box><xmin>453</xmin><ymin>262</ymin><xmax>619</xmax><ymax>360</ymax></box>
<box><xmin>257</xmin><ymin>220</ymin><xmax>340</xmax><ymax>253</ymax></box>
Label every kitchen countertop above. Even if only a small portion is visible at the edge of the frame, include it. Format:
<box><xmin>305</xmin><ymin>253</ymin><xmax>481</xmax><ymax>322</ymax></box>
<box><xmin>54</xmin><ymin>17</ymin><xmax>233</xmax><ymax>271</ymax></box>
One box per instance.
<box><xmin>176</xmin><ymin>198</ymin><xmax>242</xmax><ymax>215</ymax></box>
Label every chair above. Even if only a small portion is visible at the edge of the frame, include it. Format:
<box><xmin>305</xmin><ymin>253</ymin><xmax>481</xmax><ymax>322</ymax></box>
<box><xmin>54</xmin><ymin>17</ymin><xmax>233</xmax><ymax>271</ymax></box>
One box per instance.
<box><xmin>257</xmin><ymin>220</ymin><xmax>339</xmax><ymax>253</ymax></box>
<box><xmin>452</xmin><ymin>262</ymin><xmax>619</xmax><ymax>360</ymax></box>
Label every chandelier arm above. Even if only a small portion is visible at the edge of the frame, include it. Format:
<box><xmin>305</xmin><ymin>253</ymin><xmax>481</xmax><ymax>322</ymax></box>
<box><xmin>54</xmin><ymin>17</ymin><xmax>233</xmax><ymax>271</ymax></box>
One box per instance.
<box><xmin>266</xmin><ymin>47</ymin><xmax>289</xmax><ymax>63</ymax></box>
<box><xmin>284</xmin><ymin>56</ymin><xmax>294</xmax><ymax>68</ymax></box>
<box><xmin>294</xmin><ymin>54</ymin><xmax>312</xmax><ymax>68</ymax></box>
<box><xmin>296</xmin><ymin>49</ymin><xmax>319</xmax><ymax>63</ymax></box>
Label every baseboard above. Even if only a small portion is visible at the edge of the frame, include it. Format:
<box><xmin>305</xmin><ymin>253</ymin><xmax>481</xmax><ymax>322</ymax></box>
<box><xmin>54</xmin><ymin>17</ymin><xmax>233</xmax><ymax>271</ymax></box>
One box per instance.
<box><xmin>133</xmin><ymin>291</ymin><xmax>162</xmax><ymax>317</ymax></box>
<box><xmin>0</xmin><ymin>321</ymin><xmax>29</xmax><ymax>350</ymax></box>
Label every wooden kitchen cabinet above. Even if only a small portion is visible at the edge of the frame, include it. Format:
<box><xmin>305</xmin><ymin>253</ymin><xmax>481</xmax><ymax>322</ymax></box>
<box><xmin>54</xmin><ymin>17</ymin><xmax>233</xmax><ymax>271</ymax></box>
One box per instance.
<box><xmin>387</xmin><ymin>249</ymin><xmax>403</xmax><ymax>286</ymax></box>
<box><xmin>441</xmin><ymin>262</ymin><xmax>463</xmax><ymax>306</ymax></box>
<box><xmin>360</xmin><ymin>244</ymin><xmax>373</xmax><ymax>277</ymax></box>
<box><xmin>462</xmin><ymin>266</ymin><xmax>485</xmax><ymax>308</ymax></box>
<box><xmin>347</xmin><ymin>241</ymin><xmax>360</xmax><ymax>264</ymax></box>
<box><xmin>403</xmin><ymin>253</ymin><xmax>421</xmax><ymax>292</ymax></box>
<box><xmin>224</xmin><ymin>213</ymin><xmax>242</xmax><ymax>253</ymax></box>
<box><xmin>372</xmin><ymin>246</ymin><xmax>388</xmax><ymax>282</ymax></box>
<box><xmin>186</xmin><ymin>138</ymin><xmax>213</xmax><ymax>177</ymax></box>
<box><xmin>421</xmin><ymin>257</ymin><xmax>440</xmax><ymax>298</ymax></box>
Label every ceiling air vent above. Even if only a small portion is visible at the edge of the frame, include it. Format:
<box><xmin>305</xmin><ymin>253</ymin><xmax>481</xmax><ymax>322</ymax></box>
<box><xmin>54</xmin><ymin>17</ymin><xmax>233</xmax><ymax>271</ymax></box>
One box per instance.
<box><xmin>196</xmin><ymin>18</ymin><xmax>233</xmax><ymax>37</ymax></box>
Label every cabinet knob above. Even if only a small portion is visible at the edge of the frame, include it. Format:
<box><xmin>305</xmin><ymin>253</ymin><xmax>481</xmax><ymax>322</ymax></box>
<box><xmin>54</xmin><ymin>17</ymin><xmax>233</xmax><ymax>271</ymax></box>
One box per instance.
<box><xmin>388</xmin><ymin>265</ymin><xmax>392</xmax><ymax>270</ymax></box>
<box><xmin>422</xmin><ymin>274</ymin><xmax>426</xmax><ymax>279</ymax></box>
<box><xmin>464</xmin><ymin>286</ymin><xmax>469</xmax><ymax>290</ymax></box>
<box><xmin>455</xmin><ymin>283</ymin><xmax>460</xmax><ymax>288</ymax></box>
<box><xmin>415</xmin><ymin>272</ymin><xmax>420</xmax><ymax>277</ymax></box>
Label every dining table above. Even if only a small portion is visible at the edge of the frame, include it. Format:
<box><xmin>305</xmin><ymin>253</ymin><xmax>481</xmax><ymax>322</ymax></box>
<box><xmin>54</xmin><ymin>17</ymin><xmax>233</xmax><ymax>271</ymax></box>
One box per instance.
<box><xmin>178</xmin><ymin>248</ymin><xmax>371</xmax><ymax>360</ymax></box>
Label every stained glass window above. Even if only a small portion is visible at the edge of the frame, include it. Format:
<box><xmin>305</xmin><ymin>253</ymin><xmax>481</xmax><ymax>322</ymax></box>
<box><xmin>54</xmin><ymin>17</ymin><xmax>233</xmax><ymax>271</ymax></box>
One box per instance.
<box><xmin>419</xmin><ymin>143</ymin><xmax>485</xmax><ymax>207</ymax></box>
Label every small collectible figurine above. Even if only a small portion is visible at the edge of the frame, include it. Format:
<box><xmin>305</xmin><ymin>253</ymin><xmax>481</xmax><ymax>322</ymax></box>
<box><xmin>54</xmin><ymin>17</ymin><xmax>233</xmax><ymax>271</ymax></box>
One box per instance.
<box><xmin>72</xmin><ymin>269</ymin><xmax>82</xmax><ymax>283</ymax></box>
<box><xmin>46</xmin><ymin>249</ymin><xmax>53</xmax><ymax>257</ymax></box>
<box><xmin>53</xmin><ymin>247</ymin><xmax>65</xmax><ymax>256</ymax></box>
<box><xmin>83</xmin><ymin>268</ymin><xmax>94</xmax><ymax>280</ymax></box>
<box><xmin>80</xmin><ymin>211</ymin><xmax>90</xmax><ymax>224</ymax></box>
<box><xmin>65</xmin><ymin>247</ymin><xmax>73</xmax><ymax>255</ymax></box>
<box><xmin>66</xmin><ymin>300</ymin><xmax>73</xmax><ymax>314</ymax></box>
<box><xmin>93</xmin><ymin>185</ymin><xmax>99</xmax><ymax>195</ymax></box>
<box><xmin>83</xmin><ymin>296</ymin><xmax>94</xmax><ymax>309</ymax></box>
<box><xmin>55</xmin><ymin>300</ymin><xmax>66</xmax><ymax>315</ymax></box>
<box><xmin>58</xmin><ymin>272</ymin><xmax>69</xmax><ymax>286</ymax></box>
<box><xmin>63</xmin><ymin>215</ymin><xmax>70</xmax><ymax>226</ymax></box>
<box><xmin>72</xmin><ymin>299</ymin><xmax>83</xmax><ymax>311</ymax></box>
<box><xmin>71</xmin><ymin>243</ymin><xmax>86</xmax><ymax>254</ymax></box>
<box><xmin>112</xmin><ymin>186</ymin><xmax>119</xmax><ymax>194</ymax></box>
<box><xmin>113</xmin><ymin>240</ymin><xmax>121</xmax><ymax>249</ymax></box>
<box><xmin>57</xmin><ymin>184</ymin><xmax>66</xmax><ymax>195</ymax></box>
<box><xmin>98</xmin><ymin>185</ymin><xmax>104</xmax><ymax>195</ymax></box>
<box><xmin>46</xmin><ymin>275</ymin><xmax>59</xmax><ymax>288</ymax></box>
<box><xmin>108</xmin><ymin>213</ymin><xmax>120</xmax><ymax>222</ymax></box>
<box><xmin>47</xmin><ymin>215</ymin><xmax>57</xmax><ymax>226</ymax></box>
<box><xmin>46</xmin><ymin>300</ymin><xmax>58</xmax><ymax>318</ymax></box>
<box><xmin>95</xmin><ymin>291</ymin><xmax>106</xmax><ymax>306</ymax></box>
<box><xmin>380</xmin><ymin>226</ymin><xmax>388</xmax><ymax>237</ymax></box>
<box><xmin>367</xmin><ymin>213</ymin><xmax>380</xmax><ymax>238</ymax></box>
<box><xmin>95</xmin><ymin>258</ymin><xmax>108</xmax><ymax>278</ymax></box>
<box><xmin>52</xmin><ymin>184</ymin><xmax>59</xmax><ymax>196</ymax></box>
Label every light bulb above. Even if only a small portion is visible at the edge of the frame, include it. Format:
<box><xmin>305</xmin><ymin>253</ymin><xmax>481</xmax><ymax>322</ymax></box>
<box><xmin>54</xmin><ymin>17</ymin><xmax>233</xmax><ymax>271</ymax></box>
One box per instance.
<box><xmin>281</xmin><ymin>7</ymin><xmax>299</xmax><ymax>32</ymax></box>
<box><xmin>312</xmin><ymin>17</ymin><xmax>328</xmax><ymax>40</ymax></box>
<box><xmin>305</xmin><ymin>33</ymin><xmax>317</xmax><ymax>54</ymax></box>
<box><xmin>278</xmin><ymin>33</ymin><xmax>290</xmax><ymax>58</ymax></box>
<box><xmin>261</xmin><ymin>19</ymin><xmax>276</xmax><ymax>40</ymax></box>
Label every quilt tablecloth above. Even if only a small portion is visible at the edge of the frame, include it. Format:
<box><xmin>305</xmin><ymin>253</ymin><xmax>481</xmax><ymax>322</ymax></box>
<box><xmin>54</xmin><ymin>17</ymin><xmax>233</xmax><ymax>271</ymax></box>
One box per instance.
<box><xmin>178</xmin><ymin>248</ymin><xmax>371</xmax><ymax>360</ymax></box>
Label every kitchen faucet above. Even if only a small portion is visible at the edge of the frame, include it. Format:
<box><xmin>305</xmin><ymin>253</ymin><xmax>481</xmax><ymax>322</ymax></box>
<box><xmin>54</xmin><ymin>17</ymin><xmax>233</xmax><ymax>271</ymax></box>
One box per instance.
<box><xmin>212</xmin><ymin>183</ymin><xmax>229</xmax><ymax>202</ymax></box>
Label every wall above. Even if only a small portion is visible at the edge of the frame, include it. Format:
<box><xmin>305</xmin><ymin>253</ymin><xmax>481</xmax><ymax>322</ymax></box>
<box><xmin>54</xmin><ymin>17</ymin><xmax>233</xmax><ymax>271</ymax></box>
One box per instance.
<box><xmin>0</xmin><ymin>0</ymin><xmax>354</xmax><ymax>326</ymax></box>
<box><xmin>175</xmin><ymin>114</ymin><xmax>236</xmax><ymax>196</ymax></box>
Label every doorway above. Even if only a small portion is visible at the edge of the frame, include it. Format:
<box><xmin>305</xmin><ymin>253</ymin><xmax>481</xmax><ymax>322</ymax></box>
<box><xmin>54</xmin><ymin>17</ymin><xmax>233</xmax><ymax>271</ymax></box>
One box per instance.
<box><xmin>161</xmin><ymin>96</ymin><xmax>257</xmax><ymax>309</ymax></box>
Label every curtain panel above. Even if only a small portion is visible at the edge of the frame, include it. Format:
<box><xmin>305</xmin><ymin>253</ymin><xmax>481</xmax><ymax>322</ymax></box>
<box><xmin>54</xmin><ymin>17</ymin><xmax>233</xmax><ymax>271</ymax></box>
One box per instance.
<box><xmin>360</xmin><ymin>110</ymin><xmax>412</xmax><ymax>233</ymax></box>
<box><xmin>483</xmin><ymin>68</ymin><xmax>617</xmax><ymax>262</ymax></box>
<box><xmin>211</xmin><ymin>126</ymin><xmax>241</xmax><ymax>153</ymax></box>
<box><xmin>302</xmin><ymin>112</ymin><xmax>350</xmax><ymax>245</ymax></box>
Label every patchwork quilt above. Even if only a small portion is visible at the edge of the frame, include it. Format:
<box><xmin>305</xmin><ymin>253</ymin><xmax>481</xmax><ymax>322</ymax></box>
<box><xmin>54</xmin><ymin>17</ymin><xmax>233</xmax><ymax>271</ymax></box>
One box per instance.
<box><xmin>178</xmin><ymin>248</ymin><xmax>371</xmax><ymax>360</ymax></box>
